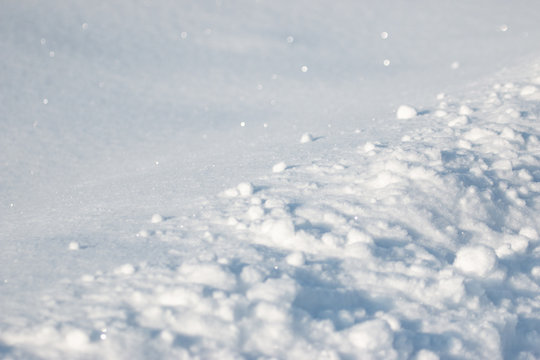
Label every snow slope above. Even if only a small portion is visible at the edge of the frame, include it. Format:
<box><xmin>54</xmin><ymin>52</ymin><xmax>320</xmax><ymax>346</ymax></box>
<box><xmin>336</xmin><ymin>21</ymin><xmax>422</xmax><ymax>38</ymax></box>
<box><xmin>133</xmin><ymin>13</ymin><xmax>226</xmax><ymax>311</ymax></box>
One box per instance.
<box><xmin>2</xmin><ymin>1</ymin><xmax>540</xmax><ymax>359</ymax></box>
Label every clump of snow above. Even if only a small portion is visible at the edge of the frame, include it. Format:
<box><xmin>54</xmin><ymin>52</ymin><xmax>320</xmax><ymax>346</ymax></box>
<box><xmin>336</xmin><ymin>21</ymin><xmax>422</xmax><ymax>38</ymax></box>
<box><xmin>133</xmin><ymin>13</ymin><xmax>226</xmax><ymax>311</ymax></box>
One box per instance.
<box><xmin>64</xmin><ymin>328</ymin><xmax>89</xmax><ymax>349</ymax></box>
<box><xmin>454</xmin><ymin>245</ymin><xmax>497</xmax><ymax>277</ymax></box>
<box><xmin>519</xmin><ymin>227</ymin><xmax>538</xmax><ymax>241</ymax></box>
<box><xmin>459</xmin><ymin>105</ymin><xmax>474</xmax><ymax>115</ymax></box>
<box><xmin>448</xmin><ymin>115</ymin><xmax>469</xmax><ymax>127</ymax></box>
<box><xmin>415</xmin><ymin>349</ymin><xmax>440</xmax><ymax>360</ymax></box>
<box><xmin>520</xmin><ymin>85</ymin><xmax>537</xmax><ymax>97</ymax></box>
<box><xmin>286</xmin><ymin>251</ymin><xmax>305</xmax><ymax>266</ymax></box>
<box><xmin>348</xmin><ymin>319</ymin><xmax>394</xmax><ymax>354</ymax></box>
<box><xmin>272</xmin><ymin>162</ymin><xmax>287</xmax><ymax>173</ymax></box>
<box><xmin>68</xmin><ymin>242</ymin><xmax>79</xmax><ymax>251</ymax></box>
<box><xmin>237</xmin><ymin>182</ymin><xmax>254</xmax><ymax>197</ymax></box>
<box><xmin>300</xmin><ymin>133</ymin><xmax>313</xmax><ymax>143</ymax></box>
<box><xmin>396</xmin><ymin>105</ymin><xmax>417</xmax><ymax>119</ymax></box>
<box><xmin>151</xmin><ymin>214</ymin><xmax>164</xmax><ymax>223</ymax></box>
<box><xmin>114</xmin><ymin>263</ymin><xmax>136</xmax><ymax>276</ymax></box>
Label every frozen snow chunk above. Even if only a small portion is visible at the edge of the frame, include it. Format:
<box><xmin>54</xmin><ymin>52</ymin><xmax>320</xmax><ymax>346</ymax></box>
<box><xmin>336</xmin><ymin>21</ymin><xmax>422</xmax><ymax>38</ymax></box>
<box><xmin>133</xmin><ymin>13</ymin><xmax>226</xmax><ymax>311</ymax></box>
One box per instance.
<box><xmin>286</xmin><ymin>251</ymin><xmax>305</xmax><ymax>266</ymax></box>
<box><xmin>300</xmin><ymin>133</ymin><xmax>313</xmax><ymax>143</ymax></box>
<box><xmin>448</xmin><ymin>115</ymin><xmax>469</xmax><ymax>127</ymax></box>
<box><xmin>64</xmin><ymin>328</ymin><xmax>89</xmax><ymax>349</ymax></box>
<box><xmin>454</xmin><ymin>245</ymin><xmax>497</xmax><ymax>277</ymax></box>
<box><xmin>240</xmin><ymin>266</ymin><xmax>264</xmax><ymax>284</ymax></box>
<box><xmin>137</xmin><ymin>229</ymin><xmax>151</xmax><ymax>238</ymax></box>
<box><xmin>348</xmin><ymin>319</ymin><xmax>394</xmax><ymax>351</ymax></box>
<box><xmin>178</xmin><ymin>263</ymin><xmax>236</xmax><ymax>291</ymax></box>
<box><xmin>246</xmin><ymin>276</ymin><xmax>297</xmax><ymax>303</ymax></box>
<box><xmin>254</xmin><ymin>302</ymin><xmax>289</xmax><ymax>322</ymax></box>
<box><xmin>237</xmin><ymin>182</ymin><xmax>254</xmax><ymax>197</ymax></box>
<box><xmin>68</xmin><ymin>241</ymin><xmax>79</xmax><ymax>251</ymax></box>
<box><xmin>415</xmin><ymin>349</ymin><xmax>440</xmax><ymax>360</ymax></box>
<box><xmin>222</xmin><ymin>187</ymin><xmax>239</xmax><ymax>197</ymax></box>
<box><xmin>459</xmin><ymin>105</ymin><xmax>473</xmax><ymax>116</ymax></box>
<box><xmin>463</xmin><ymin>127</ymin><xmax>496</xmax><ymax>142</ymax></box>
<box><xmin>347</xmin><ymin>229</ymin><xmax>374</xmax><ymax>245</ymax></box>
<box><xmin>115</xmin><ymin>263</ymin><xmax>136</xmax><ymax>276</ymax></box>
<box><xmin>260</xmin><ymin>218</ymin><xmax>295</xmax><ymax>245</ymax></box>
<box><xmin>272</xmin><ymin>161</ymin><xmax>287</xmax><ymax>173</ymax></box>
<box><xmin>491</xmin><ymin>159</ymin><xmax>512</xmax><ymax>171</ymax></box>
<box><xmin>362</xmin><ymin>142</ymin><xmax>376</xmax><ymax>153</ymax></box>
<box><xmin>520</xmin><ymin>85</ymin><xmax>538</xmax><ymax>97</ymax></box>
<box><xmin>519</xmin><ymin>227</ymin><xmax>538</xmax><ymax>241</ymax></box>
<box><xmin>247</xmin><ymin>206</ymin><xmax>264</xmax><ymax>220</ymax></box>
<box><xmin>151</xmin><ymin>214</ymin><xmax>164</xmax><ymax>223</ymax></box>
<box><xmin>434</xmin><ymin>109</ymin><xmax>448</xmax><ymax>118</ymax></box>
<box><xmin>396</xmin><ymin>105</ymin><xmax>417</xmax><ymax>120</ymax></box>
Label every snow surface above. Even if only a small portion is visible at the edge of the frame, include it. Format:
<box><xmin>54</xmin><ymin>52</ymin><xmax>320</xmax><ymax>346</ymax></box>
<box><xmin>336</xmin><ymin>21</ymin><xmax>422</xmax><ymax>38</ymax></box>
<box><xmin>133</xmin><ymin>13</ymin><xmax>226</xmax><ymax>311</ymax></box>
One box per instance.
<box><xmin>2</xmin><ymin>1</ymin><xmax>540</xmax><ymax>359</ymax></box>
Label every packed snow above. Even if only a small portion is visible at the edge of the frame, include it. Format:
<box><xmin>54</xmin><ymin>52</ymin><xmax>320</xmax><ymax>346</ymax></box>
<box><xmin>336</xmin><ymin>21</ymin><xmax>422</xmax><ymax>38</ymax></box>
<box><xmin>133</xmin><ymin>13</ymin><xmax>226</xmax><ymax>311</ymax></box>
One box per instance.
<box><xmin>2</xmin><ymin>1</ymin><xmax>540</xmax><ymax>359</ymax></box>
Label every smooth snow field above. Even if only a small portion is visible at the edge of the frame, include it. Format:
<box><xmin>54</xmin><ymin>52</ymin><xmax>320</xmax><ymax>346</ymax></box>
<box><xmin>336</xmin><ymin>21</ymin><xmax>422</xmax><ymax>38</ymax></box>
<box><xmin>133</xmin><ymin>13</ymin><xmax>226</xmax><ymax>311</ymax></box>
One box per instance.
<box><xmin>2</xmin><ymin>1</ymin><xmax>540</xmax><ymax>359</ymax></box>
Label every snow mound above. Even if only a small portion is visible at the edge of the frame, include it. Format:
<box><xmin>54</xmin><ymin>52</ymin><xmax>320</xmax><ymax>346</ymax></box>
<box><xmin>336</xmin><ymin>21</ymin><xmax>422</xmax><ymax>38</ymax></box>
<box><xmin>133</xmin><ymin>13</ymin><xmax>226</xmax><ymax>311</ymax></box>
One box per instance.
<box><xmin>3</xmin><ymin>48</ymin><xmax>540</xmax><ymax>360</ymax></box>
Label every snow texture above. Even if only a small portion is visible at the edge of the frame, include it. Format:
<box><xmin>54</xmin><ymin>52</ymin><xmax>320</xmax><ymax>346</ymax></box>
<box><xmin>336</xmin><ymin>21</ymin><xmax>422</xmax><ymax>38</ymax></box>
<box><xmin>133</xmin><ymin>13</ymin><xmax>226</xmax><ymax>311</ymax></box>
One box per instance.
<box><xmin>2</xmin><ymin>1</ymin><xmax>540</xmax><ymax>359</ymax></box>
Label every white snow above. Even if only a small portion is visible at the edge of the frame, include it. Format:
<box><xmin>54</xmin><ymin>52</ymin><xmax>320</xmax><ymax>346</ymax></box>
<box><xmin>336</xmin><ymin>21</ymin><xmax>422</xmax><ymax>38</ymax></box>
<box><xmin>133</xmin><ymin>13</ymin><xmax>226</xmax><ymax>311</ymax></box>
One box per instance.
<box><xmin>272</xmin><ymin>161</ymin><xmax>287</xmax><ymax>173</ymax></box>
<box><xmin>396</xmin><ymin>105</ymin><xmax>417</xmax><ymax>119</ymax></box>
<box><xmin>2</xmin><ymin>1</ymin><xmax>540</xmax><ymax>359</ymax></box>
<box><xmin>453</xmin><ymin>245</ymin><xmax>498</xmax><ymax>277</ymax></box>
<box><xmin>300</xmin><ymin>133</ymin><xmax>314</xmax><ymax>144</ymax></box>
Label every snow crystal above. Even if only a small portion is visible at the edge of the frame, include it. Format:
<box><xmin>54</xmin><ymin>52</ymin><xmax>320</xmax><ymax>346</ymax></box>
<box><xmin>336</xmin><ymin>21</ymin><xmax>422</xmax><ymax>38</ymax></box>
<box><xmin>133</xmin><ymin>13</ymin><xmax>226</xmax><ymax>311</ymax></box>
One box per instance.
<box><xmin>380</xmin><ymin>31</ymin><xmax>389</xmax><ymax>39</ymax></box>
<box><xmin>300</xmin><ymin>133</ymin><xmax>313</xmax><ymax>143</ymax></box>
<box><xmin>301</xmin><ymin>65</ymin><xmax>308</xmax><ymax>72</ymax></box>
<box><xmin>272</xmin><ymin>161</ymin><xmax>287</xmax><ymax>173</ymax></box>
<box><xmin>383</xmin><ymin>59</ymin><xmax>391</xmax><ymax>66</ymax></box>
<box><xmin>454</xmin><ymin>245</ymin><xmax>497</xmax><ymax>277</ymax></box>
<box><xmin>396</xmin><ymin>105</ymin><xmax>417</xmax><ymax>119</ymax></box>
<box><xmin>151</xmin><ymin>214</ymin><xmax>164</xmax><ymax>223</ymax></box>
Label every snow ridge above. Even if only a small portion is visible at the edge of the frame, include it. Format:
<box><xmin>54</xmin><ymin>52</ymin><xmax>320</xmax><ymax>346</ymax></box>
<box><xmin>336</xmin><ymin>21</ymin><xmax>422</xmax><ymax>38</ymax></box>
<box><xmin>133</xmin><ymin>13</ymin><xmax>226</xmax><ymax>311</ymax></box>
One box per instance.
<box><xmin>2</xmin><ymin>68</ymin><xmax>540</xmax><ymax>359</ymax></box>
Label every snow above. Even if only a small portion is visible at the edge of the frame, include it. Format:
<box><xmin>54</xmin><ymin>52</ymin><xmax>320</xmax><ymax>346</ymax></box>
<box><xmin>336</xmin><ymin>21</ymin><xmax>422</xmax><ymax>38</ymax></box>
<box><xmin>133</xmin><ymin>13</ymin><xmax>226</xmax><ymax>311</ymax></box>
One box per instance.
<box><xmin>272</xmin><ymin>161</ymin><xmax>287</xmax><ymax>173</ymax></box>
<box><xmin>396</xmin><ymin>104</ymin><xmax>418</xmax><ymax>119</ymax></box>
<box><xmin>2</xmin><ymin>0</ymin><xmax>540</xmax><ymax>359</ymax></box>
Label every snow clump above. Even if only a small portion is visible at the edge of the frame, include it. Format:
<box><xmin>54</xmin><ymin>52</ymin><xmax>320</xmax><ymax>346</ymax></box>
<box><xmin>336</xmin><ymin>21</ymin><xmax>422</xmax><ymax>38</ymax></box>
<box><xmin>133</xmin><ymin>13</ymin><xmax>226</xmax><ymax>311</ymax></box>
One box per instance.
<box><xmin>453</xmin><ymin>245</ymin><xmax>497</xmax><ymax>277</ymax></box>
<box><xmin>396</xmin><ymin>105</ymin><xmax>417</xmax><ymax>119</ymax></box>
<box><xmin>272</xmin><ymin>161</ymin><xmax>287</xmax><ymax>173</ymax></box>
<box><xmin>151</xmin><ymin>214</ymin><xmax>164</xmax><ymax>223</ymax></box>
<box><xmin>300</xmin><ymin>133</ymin><xmax>313</xmax><ymax>143</ymax></box>
<box><xmin>237</xmin><ymin>182</ymin><xmax>254</xmax><ymax>197</ymax></box>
